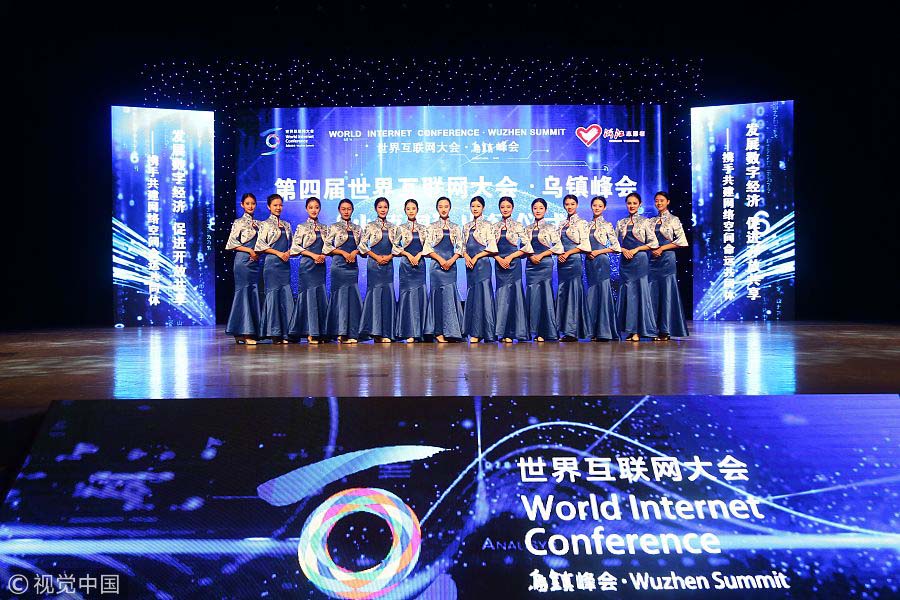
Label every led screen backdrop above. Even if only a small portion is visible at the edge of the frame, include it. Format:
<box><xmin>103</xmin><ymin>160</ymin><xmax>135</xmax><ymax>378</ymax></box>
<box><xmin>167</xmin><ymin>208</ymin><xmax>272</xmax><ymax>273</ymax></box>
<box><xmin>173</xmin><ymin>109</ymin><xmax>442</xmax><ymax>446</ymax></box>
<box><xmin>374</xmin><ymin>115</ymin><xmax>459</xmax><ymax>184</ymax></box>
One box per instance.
<box><xmin>691</xmin><ymin>100</ymin><xmax>795</xmax><ymax>321</ymax></box>
<box><xmin>236</xmin><ymin>104</ymin><xmax>665</xmax><ymax>294</ymax></box>
<box><xmin>1</xmin><ymin>395</ymin><xmax>897</xmax><ymax>598</ymax></box>
<box><xmin>112</xmin><ymin>106</ymin><xmax>215</xmax><ymax>326</ymax></box>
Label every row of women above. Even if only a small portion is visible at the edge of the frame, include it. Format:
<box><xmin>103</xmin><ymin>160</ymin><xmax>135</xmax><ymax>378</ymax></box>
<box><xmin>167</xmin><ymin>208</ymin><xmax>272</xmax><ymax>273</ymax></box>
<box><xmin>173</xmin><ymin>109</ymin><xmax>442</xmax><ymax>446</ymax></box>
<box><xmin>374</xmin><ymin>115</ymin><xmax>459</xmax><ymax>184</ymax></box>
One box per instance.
<box><xmin>225</xmin><ymin>191</ymin><xmax>689</xmax><ymax>344</ymax></box>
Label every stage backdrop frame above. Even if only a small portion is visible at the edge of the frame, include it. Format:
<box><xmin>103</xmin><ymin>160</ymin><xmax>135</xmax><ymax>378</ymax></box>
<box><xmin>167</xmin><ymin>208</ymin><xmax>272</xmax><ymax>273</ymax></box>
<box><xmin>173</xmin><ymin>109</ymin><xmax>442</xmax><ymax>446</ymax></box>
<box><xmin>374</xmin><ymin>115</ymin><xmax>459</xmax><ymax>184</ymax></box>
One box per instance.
<box><xmin>236</xmin><ymin>103</ymin><xmax>668</xmax><ymax>296</ymax></box>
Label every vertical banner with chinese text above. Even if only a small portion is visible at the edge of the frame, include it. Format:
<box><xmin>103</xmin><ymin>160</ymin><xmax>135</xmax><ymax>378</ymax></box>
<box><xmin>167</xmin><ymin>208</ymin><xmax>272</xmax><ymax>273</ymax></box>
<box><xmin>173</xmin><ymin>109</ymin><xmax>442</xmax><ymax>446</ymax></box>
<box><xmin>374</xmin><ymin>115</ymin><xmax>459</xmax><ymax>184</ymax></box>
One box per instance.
<box><xmin>111</xmin><ymin>106</ymin><xmax>215</xmax><ymax>326</ymax></box>
<box><xmin>691</xmin><ymin>100</ymin><xmax>794</xmax><ymax>321</ymax></box>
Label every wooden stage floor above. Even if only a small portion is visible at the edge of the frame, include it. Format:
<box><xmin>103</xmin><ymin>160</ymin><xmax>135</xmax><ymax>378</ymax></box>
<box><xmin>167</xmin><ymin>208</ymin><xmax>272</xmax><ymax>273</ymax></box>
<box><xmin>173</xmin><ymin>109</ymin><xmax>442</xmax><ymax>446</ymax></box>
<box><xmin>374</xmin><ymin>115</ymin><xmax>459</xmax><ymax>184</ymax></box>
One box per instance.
<box><xmin>0</xmin><ymin>322</ymin><xmax>897</xmax><ymax>417</ymax></box>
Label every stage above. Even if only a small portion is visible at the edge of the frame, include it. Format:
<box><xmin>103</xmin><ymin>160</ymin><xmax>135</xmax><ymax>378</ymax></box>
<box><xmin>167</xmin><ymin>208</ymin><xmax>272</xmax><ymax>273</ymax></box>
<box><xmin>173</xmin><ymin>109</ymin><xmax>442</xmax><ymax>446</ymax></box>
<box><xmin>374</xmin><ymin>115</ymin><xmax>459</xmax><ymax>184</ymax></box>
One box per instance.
<box><xmin>4</xmin><ymin>14</ymin><xmax>899</xmax><ymax>598</ymax></box>
<box><xmin>1</xmin><ymin>322</ymin><xmax>897</xmax><ymax>417</ymax></box>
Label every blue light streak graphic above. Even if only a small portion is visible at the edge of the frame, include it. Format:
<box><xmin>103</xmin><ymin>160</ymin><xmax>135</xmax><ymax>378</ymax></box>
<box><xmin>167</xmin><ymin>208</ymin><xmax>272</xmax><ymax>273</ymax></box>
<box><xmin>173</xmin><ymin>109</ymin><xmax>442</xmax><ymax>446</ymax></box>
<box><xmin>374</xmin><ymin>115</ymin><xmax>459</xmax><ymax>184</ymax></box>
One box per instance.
<box><xmin>112</xmin><ymin>218</ymin><xmax>213</xmax><ymax>325</ymax></box>
<box><xmin>694</xmin><ymin>211</ymin><xmax>794</xmax><ymax>318</ymax></box>
<box><xmin>257</xmin><ymin>445</ymin><xmax>447</xmax><ymax>507</ymax></box>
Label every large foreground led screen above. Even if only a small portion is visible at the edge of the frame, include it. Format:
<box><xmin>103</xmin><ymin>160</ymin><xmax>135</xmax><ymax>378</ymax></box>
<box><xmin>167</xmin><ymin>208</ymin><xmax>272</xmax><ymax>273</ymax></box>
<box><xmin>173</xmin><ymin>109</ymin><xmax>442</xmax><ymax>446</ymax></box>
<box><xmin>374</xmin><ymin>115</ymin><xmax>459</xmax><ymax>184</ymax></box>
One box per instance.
<box><xmin>111</xmin><ymin>106</ymin><xmax>215</xmax><ymax>326</ymax></box>
<box><xmin>236</xmin><ymin>104</ymin><xmax>665</xmax><ymax>293</ymax></box>
<box><xmin>2</xmin><ymin>395</ymin><xmax>897</xmax><ymax>598</ymax></box>
<box><xmin>691</xmin><ymin>100</ymin><xmax>794</xmax><ymax>321</ymax></box>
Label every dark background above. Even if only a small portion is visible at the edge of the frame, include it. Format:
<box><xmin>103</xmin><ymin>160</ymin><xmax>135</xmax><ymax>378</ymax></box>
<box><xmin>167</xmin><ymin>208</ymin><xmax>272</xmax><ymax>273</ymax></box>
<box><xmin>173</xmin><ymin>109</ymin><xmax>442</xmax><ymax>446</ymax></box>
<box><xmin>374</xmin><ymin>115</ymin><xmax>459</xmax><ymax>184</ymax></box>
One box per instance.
<box><xmin>4</xmin><ymin>1</ymin><xmax>896</xmax><ymax>330</ymax></box>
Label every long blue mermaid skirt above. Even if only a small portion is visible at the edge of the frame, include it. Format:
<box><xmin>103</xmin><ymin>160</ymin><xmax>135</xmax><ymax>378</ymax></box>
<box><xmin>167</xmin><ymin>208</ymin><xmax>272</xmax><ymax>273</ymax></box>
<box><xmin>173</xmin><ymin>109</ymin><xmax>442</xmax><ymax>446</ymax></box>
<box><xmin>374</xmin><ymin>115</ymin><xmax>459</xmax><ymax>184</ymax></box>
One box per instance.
<box><xmin>425</xmin><ymin>231</ymin><xmax>464</xmax><ymax>339</ymax></box>
<box><xmin>325</xmin><ymin>235</ymin><xmax>362</xmax><ymax>339</ymax></box>
<box><xmin>259</xmin><ymin>230</ymin><xmax>295</xmax><ymax>339</ymax></box>
<box><xmin>395</xmin><ymin>232</ymin><xmax>427</xmax><ymax>340</ymax></box>
<box><xmin>649</xmin><ymin>226</ymin><xmax>689</xmax><ymax>337</ymax></box>
<box><xmin>585</xmin><ymin>251</ymin><xmax>619</xmax><ymax>341</ymax></box>
<box><xmin>462</xmin><ymin>235</ymin><xmax>496</xmax><ymax>341</ymax></box>
<box><xmin>615</xmin><ymin>226</ymin><xmax>658</xmax><ymax>339</ymax></box>
<box><xmin>494</xmin><ymin>236</ymin><xmax>530</xmax><ymax>341</ymax></box>
<box><xmin>525</xmin><ymin>232</ymin><xmax>559</xmax><ymax>340</ymax></box>
<box><xmin>556</xmin><ymin>228</ymin><xmax>589</xmax><ymax>339</ymax></box>
<box><xmin>289</xmin><ymin>230</ymin><xmax>329</xmax><ymax>339</ymax></box>
<box><xmin>359</xmin><ymin>233</ymin><xmax>396</xmax><ymax>340</ymax></box>
<box><xmin>226</xmin><ymin>234</ymin><xmax>261</xmax><ymax>338</ymax></box>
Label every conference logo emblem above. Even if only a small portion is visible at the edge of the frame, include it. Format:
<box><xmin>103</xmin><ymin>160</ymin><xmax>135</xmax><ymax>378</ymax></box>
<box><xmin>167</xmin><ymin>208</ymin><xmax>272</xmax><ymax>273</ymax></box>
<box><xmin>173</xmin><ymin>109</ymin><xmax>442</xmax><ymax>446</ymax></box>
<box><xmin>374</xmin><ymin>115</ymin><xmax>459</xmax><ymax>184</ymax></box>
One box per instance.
<box><xmin>260</xmin><ymin>127</ymin><xmax>283</xmax><ymax>156</ymax></box>
<box><xmin>576</xmin><ymin>124</ymin><xmax>602</xmax><ymax>147</ymax></box>
<box><xmin>257</xmin><ymin>445</ymin><xmax>442</xmax><ymax>599</ymax></box>
<box><xmin>298</xmin><ymin>487</ymin><xmax>422</xmax><ymax>599</ymax></box>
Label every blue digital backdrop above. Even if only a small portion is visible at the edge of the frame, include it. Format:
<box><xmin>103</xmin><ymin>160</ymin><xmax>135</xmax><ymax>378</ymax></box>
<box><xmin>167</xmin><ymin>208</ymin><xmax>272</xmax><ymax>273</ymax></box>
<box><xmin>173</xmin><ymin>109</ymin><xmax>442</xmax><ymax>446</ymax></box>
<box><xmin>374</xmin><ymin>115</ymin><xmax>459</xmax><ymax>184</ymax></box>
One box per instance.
<box><xmin>112</xmin><ymin>106</ymin><xmax>216</xmax><ymax>326</ymax></box>
<box><xmin>236</xmin><ymin>104</ymin><xmax>665</xmax><ymax>294</ymax></box>
<box><xmin>691</xmin><ymin>100</ymin><xmax>795</xmax><ymax>321</ymax></box>
<box><xmin>1</xmin><ymin>395</ymin><xmax>897</xmax><ymax>598</ymax></box>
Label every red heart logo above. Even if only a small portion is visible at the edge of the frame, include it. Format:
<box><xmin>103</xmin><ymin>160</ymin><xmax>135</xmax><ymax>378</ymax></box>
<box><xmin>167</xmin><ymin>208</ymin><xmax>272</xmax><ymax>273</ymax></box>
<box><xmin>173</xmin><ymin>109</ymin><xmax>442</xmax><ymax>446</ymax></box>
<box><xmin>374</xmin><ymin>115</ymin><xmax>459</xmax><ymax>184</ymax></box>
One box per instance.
<box><xmin>576</xmin><ymin>124</ymin><xmax>602</xmax><ymax>147</ymax></box>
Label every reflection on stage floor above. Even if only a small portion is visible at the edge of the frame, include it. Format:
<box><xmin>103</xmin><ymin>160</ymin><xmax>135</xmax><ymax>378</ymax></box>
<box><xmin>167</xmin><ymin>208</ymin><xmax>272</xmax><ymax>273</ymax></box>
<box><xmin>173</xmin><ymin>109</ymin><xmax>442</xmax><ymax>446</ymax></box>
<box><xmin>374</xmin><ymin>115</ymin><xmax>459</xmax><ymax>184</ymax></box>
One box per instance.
<box><xmin>0</xmin><ymin>322</ymin><xmax>897</xmax><ymax>415</ymax></box>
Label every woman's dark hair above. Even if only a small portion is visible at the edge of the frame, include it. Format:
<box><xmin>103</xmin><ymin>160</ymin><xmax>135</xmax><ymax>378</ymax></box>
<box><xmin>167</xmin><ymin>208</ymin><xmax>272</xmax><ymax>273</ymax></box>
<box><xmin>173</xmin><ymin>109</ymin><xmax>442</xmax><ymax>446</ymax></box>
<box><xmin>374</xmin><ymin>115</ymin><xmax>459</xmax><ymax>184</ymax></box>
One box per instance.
<box><xmin>654</xmin><ymin>191</ymin><xmax>671</xmax><ymax>203</ymax></box>
<box><xmin>266</xmin><ymin>193</ymin><xmax>283</xmax><ymax>207</ymax></box>
<box><xmin>625</xmin><ymin>192</ymin><xmax>642</xmax><ymax>203</ymax></box>
<box><xmin>338</xmin><ymin>198</ymin><xmax>354</xmax><ymax>210</ymax></box>
<box><xmin>436</xmin><ymin>196</ymin><xmax>451</xmax><ymax>210</ymax></box>
<box><xmin>305</xmin><ymin>196</ymin><xmax>321</xmax><ymax>208</ymax></box>
<box><xmin>240</xmin><ymin>192</ymin><xmax>256</xmax><ymax>203</ymax></box>
<box><xmin>590</xmin><ymin>195</ymin><xmax>607</xmax><ymax>207</ymax></box>
<box><xmin>374</xmin><ymin>196</ymin><xmax>390</xmax><ymax>210</ymax></box>
<box><xmin>498</xmin><ymin>196</ymin><xmax>514</xmax><ymax>209</ymax></box>
<box><xmin>563</xmin><ymin>194</ymin><xmax>579</xmax><ymax>205</ymax></box>
<box><xmin>531</xmin><ymin>197</ymin><xmax>548</xmax><ymax>210</ymax></box>
<box><xmin>470</xmin><ymin>195</ymin><xmax>485</xmax><ymax>208</ymax></box>
<box><xmin>404</xmin><ymin>198</ymin><xmax>419</xmax><ymax>210</ymax></box>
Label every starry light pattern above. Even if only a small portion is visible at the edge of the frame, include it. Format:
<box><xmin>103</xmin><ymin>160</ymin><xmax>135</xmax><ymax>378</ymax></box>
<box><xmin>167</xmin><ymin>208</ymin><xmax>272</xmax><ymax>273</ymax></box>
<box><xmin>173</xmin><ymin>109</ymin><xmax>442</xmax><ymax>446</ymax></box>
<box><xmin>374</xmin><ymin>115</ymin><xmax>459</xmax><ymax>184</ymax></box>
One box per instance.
<box><xmin>141</xmin><ymin>57</ymin><xmax>704</xmax><ymax>318</ymax></box>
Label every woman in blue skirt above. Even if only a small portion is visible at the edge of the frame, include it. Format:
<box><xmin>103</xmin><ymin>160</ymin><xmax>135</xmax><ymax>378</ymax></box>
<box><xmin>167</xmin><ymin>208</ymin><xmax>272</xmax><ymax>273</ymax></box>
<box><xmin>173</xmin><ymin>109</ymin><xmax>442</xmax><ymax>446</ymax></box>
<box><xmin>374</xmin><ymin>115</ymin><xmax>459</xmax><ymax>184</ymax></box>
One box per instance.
<box><xmin>492</xmin><ymin>196</ymin><xmax>533</xmax><ymax>343</ymax></box>
<box><xmin>462</xmin><ymin>196</ymin><xmax>498</xmax><ymax>343</ymax></box>
<box><xmin>393</xmin><ymin>199</ymin><xmax>429</xmax><ymax>342</ymax></box>
<box><xmin>288</xmin><ymin>196</ymin><xmax>329</xmax><ymax>344</ymax></box>
<box><xmin>615</xmin><ymin>192</ymin><xmax>659</xmax><ymax>342</ymax></box>
<box><xmin>585</xmin><ymin>196</ymin><xmax>621</xmax><ymax>341</ymax></box>
<box><xmin>556</xmin><ymin>194</ymin><xmax>592</xmax><ymax>341</ymax></box>
<box><xmin>423</xmin><ymin>196</ymin><xmax>465</xmax><ymax>343</ymax></box>
<box><xmin>524</xmin><ymin>198</ymin><xmax>564</xmax><ymax>342</ymax></box>
<box><xmin>323</xmin><ymin>199</ymin><xmax>363</xmax><ymax>344</ymax></box>
<box><xmin>225</xmin><ymin>192</ymin><xmax>262</xmax><ymax>344</ymax></box>
<box><xmin>255</xmin><ymin>194</ymin><xmax>294</xmax><ymax>343</ymax></box>
<box><xmin>358</xmin><ymin>197</ymin><xmax>397</xmax><ymax>343</ymax></box>
<box><xmin>648</xmin><ymin>191</ymin><xmax>690</xmax><ymax>340</ymax></box>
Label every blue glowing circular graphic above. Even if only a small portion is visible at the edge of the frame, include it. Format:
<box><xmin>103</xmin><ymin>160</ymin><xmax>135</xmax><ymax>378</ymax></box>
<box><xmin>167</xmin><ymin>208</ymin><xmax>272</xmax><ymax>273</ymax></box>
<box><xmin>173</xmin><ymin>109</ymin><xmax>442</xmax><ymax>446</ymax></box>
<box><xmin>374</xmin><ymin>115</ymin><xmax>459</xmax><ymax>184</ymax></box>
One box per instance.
<box><xmin>297</xmin><ymin>487</ymin><xmax>422</xmax><ymax>599</ymax></box>
<box><xmin>265</xmin><ymin>133</ymin><xmax>280</xmax><ymax>149</ymax></box>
